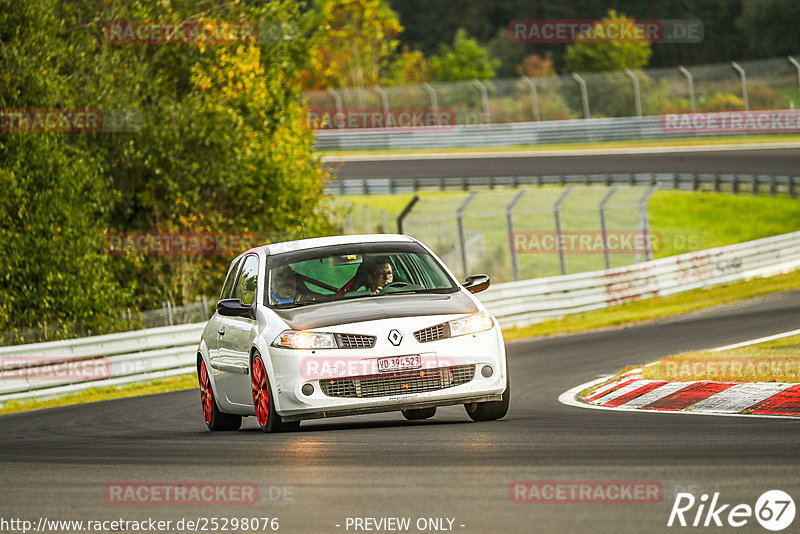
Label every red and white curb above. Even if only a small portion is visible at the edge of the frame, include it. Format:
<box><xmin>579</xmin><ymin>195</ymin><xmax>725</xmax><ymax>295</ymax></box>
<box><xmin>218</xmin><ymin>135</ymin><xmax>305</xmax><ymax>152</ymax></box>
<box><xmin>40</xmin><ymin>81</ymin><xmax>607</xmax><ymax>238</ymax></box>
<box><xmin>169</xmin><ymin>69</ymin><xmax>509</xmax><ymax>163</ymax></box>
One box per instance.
<box><xmin>559</xmin><ymin>368</ymin><xmax>800</xmax><ymax>419</ymax></box>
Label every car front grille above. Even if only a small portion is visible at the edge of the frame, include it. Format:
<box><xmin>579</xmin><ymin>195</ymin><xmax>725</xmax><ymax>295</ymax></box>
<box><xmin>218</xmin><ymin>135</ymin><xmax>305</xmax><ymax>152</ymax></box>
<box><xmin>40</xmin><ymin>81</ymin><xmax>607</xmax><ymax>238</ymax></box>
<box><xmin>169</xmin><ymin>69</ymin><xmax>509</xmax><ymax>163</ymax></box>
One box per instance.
<box><xmin>335</xmin><ymin>333</ymin><xmax>376</xmax><ymax>349</ymax></box>
<box><xmin>414</xmin><ymin>323</ymin><xmax>449</xmax><ymax>343</ymax></box>
<box><xmin>319</xmin><ymin>365</ymin><xmax>475</xmax><ymax>398</ymax></box>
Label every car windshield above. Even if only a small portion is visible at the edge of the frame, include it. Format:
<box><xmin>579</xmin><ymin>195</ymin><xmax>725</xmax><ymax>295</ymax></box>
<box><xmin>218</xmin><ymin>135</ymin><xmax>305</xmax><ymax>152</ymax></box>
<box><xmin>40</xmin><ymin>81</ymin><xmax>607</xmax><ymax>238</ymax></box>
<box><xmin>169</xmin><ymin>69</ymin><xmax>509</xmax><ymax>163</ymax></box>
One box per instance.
<box><xmin>265</xmin><ymin>242</ymin><xmax>457</xmax><ymax>308</ymax></box>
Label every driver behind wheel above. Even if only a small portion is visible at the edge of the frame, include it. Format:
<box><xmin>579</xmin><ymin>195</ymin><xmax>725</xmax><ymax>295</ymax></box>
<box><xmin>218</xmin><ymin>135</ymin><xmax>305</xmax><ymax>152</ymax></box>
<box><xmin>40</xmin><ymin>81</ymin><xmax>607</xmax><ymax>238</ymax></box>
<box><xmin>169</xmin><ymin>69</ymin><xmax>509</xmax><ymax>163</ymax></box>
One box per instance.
<box><xmin>364</xmin><ymin>258</ymin><xmax>393</xmax><ymax>294</ymax></box>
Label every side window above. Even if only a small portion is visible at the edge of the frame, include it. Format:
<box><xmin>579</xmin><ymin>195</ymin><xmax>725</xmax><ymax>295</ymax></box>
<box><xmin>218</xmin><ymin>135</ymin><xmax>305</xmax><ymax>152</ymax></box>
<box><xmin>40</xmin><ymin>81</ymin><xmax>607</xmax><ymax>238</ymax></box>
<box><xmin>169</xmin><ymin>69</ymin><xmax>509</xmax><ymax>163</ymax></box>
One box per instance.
<box><xmin>220</xmin><ymin>258</ymin><xmax>242</xmax><ymax>300</ymax></box>
<box><xmin>233</xmin><ymin>255</ymin><xmax>259</xmax><ymax>306</ymax></box>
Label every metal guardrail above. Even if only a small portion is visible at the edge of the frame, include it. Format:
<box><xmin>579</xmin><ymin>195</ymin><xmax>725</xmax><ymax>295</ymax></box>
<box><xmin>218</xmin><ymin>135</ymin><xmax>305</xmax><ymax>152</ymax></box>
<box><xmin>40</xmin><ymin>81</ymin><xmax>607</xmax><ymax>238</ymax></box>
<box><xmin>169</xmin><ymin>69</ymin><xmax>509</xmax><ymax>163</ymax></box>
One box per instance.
<box><xmin>0</xmin><ymin>323</ymin><xmax>204</xmax><ymax>403</ymax></box>
<box><xmin>481</xmin><ymin>230</ymin><xmax>800</xmax><ymax>328</ymax></box>
<box><xmin>325</xmin><ymin>172</ymin><xmax>800</xmax><ymax>196</ymax></box>
<box><xmin>2</xmin><ymin>230</ymin><xmax>799</xmax><ymax>403</ymax></box>
<box><xmin>314</xmin><ymin>116</ymin><xmax>781</xmax><ymax>151</ymax></box>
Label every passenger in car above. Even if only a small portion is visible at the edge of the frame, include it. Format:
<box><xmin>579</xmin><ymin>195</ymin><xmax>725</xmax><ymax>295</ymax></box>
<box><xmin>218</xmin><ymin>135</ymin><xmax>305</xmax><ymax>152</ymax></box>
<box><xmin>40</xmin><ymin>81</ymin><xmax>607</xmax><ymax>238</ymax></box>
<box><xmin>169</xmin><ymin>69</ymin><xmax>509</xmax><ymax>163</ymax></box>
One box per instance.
<box><xmin>269</xmin><ymin>265</ymin><xmax>304</xmax><ymax>304</ymax></box>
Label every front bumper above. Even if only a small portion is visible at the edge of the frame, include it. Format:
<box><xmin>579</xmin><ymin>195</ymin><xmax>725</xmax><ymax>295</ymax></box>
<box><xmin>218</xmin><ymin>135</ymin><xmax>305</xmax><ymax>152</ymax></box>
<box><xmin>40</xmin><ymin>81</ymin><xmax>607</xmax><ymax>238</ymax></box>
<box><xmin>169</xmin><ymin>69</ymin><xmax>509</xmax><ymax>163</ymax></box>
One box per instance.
<box><xmin>268</xmin><ymin>325</ymin><xmax>507</xmax><ymax>420</ymax></box>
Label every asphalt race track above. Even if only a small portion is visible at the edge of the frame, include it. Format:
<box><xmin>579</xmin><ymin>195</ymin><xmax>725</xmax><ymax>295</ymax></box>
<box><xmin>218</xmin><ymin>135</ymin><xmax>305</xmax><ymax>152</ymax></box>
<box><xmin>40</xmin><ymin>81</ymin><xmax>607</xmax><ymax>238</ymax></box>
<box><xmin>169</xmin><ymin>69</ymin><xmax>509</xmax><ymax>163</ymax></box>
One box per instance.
<box><xmin>2</xmin><ymin>291</ymin><xmax>800</xmax><ymax>533</ymax></box>
<box><xmin>326</xmin><ymin>146</ymin><xmax>800</xmax><ymax>179</ymax></box>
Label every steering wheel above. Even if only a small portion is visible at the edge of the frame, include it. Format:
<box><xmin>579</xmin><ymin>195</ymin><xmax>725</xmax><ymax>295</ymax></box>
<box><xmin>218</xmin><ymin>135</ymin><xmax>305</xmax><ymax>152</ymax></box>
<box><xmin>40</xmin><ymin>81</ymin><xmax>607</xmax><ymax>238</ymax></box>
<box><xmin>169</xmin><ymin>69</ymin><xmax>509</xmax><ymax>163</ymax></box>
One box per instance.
<box><xmin>378</xmin><ymin>281</ymin><xmax>409</xmax><ymax>292</ymax></box>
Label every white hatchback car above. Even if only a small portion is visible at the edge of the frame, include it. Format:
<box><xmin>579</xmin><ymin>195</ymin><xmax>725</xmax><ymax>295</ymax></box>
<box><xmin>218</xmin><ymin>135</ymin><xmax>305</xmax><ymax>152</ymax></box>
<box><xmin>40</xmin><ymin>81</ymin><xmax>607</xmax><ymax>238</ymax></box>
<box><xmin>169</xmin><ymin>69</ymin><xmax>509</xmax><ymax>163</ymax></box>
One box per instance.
<box><xmin>197</xmin><ymin>234</ymin><xmax>509</xmax><ymax>432</ymax></box>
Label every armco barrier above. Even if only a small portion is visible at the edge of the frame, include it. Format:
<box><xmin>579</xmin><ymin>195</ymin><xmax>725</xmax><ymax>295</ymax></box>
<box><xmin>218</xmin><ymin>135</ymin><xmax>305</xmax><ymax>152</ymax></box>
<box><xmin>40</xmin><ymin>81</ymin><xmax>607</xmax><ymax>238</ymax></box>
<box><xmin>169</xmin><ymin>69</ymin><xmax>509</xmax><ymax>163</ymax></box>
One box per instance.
<box><xmin>480</xmin><ymin>230</ymin><xmax>800</xmax><ymax>328</ymax></box>
<box><xmin>315</xmin><ymin>116</ymin><xmax>759</xmax><ymax>151</ymax></box>
<box><xmin>2</xmin><ymin>231</ymin><xmax>799</xmax><ymax>403</ymax></box>
<box><xmin>325</xmin><ymin>172</ymin><xmax>800</xmax><ymax>196</ymax></box>
<box><xmin>0</xmin><ymin>323</ymin><xmax>204</xmax><ymax>403</ymax></box>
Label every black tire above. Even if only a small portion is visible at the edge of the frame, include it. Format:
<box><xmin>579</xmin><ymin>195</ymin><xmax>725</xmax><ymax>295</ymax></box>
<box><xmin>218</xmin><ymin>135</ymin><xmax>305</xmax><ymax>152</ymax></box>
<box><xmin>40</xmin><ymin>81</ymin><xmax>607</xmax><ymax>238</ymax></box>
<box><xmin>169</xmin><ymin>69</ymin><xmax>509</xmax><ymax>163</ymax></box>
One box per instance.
<box><xmin>465</xmin><ymin>376</ymin><xmax>510</xmax><ymax>422</ymax></box>
<box><xmin>251</xmin><ymin>353</ymin><xmax>300</xmax><ymax>433</ymax></box>
<box><xmin>198</xmin><ymin>359</ymin><xmax>242</xmax><ymax>431</ymax></box>
<box><xmin>402</xmin><ymin>407</ymin><xmax>437</xmax><ymax>420</ymax></box>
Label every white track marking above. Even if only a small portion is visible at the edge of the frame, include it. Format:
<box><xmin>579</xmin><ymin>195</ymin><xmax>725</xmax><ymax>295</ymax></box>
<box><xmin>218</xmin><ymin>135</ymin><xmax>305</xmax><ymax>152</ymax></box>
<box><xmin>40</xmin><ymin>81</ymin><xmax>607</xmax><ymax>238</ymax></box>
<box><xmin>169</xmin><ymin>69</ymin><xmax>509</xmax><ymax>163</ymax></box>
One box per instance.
<box><xmin>709</xmin><ymin>328</ymin><xmax>800</xmax><ymax>352</ymax></box>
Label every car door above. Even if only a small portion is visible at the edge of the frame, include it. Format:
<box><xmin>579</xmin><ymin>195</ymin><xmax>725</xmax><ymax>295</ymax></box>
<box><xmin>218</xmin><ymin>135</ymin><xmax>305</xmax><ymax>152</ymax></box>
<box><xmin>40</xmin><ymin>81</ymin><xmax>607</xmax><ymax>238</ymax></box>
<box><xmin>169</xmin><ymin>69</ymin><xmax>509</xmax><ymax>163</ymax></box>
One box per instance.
<box><xmin>208</xmin><ymin>256</ymin><xmax>242</xmax><ymax>374</ymax></box>
<box><xmin>216</xmin><ymin>254</ymin><xmax>260</xmax><ymax>406</ymax></box>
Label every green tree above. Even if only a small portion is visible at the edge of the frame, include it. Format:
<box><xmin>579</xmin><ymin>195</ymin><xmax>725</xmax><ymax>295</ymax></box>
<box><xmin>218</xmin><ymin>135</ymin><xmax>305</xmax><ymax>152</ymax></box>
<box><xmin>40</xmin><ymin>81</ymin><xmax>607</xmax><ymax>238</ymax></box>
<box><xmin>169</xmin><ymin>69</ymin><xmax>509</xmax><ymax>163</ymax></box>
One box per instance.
<box><xmin>0</xmin><ymin>0</ymin><xmax>334</xmax><ymax>337</ymax></box>
<box><xmin>428</xmin><ymin>28</ymin><xmax>499</xmax><ymax>82</ymax></box>
<box><xmin>0</xmin><ymin>0</ymin><xmax>124</xmax><ymax>337</ymax></box>
<box><xmin>565</xmin><ymin>10</ymin><xmax>652</xmax><ymax>73</ymax></box>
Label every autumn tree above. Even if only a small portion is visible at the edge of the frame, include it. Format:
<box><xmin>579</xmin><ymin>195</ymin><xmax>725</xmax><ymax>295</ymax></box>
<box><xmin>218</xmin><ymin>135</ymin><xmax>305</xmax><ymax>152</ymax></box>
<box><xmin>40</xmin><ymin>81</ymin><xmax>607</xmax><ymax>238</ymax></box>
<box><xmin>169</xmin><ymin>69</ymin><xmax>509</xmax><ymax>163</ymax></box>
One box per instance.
<box><xmin>565</xmin><ymin>10</ymin><xmax>652</xmax><ymax>73</ymax></box>
<box><xmin>302</xmin><ymin>0</ymin><xmax>403</xmax><ymax>89</ymax></box>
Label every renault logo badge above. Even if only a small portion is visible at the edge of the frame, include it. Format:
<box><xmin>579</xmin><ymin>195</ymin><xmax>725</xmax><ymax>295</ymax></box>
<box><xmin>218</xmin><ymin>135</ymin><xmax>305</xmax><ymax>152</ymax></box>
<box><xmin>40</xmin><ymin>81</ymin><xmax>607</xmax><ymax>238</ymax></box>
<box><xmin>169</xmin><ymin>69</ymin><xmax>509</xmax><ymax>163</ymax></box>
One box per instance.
<box><xmin>388</xmin><ymin>329</ymin><xmax>403</xmax><ymax>346</ymax></box>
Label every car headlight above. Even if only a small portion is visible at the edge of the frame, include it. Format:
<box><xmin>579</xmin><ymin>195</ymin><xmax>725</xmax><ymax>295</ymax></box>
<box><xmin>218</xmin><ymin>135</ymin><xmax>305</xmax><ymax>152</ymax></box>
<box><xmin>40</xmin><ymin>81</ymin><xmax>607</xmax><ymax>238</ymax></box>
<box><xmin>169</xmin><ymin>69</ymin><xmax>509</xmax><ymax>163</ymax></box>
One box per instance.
<box><xmin>448</xmin><ymin>312</ymin><xmax>494</xmax><ymax>337</ymax></box>
<box><xmin>272</xmin><ymin>330</ymin><xmax>337</xmax><ymax>349</ymax></box>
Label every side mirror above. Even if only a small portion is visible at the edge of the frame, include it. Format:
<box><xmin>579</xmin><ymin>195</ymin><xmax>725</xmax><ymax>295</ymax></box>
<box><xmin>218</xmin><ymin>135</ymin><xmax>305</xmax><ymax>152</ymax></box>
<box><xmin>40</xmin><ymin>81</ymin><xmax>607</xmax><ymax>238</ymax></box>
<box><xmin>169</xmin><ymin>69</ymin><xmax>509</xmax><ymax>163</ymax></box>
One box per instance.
<box><xmin>217</xmin><ymin>298</ymin><xmax>256</xmax><ymax>319</ymax></box>
<box><xmin>463</xmin><ymin>274</ymin><xmax>490</xmax><ymax>294</ymax></box>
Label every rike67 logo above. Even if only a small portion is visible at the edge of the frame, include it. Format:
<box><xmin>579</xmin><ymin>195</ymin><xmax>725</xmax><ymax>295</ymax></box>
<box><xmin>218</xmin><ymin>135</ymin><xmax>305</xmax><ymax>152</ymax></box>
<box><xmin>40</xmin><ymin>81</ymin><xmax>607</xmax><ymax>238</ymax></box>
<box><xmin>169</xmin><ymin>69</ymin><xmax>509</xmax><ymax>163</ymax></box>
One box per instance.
<box><xmin>668</xmin><ymin>490</ymin><xmax>795</xmax><ymax>531</ymax></box>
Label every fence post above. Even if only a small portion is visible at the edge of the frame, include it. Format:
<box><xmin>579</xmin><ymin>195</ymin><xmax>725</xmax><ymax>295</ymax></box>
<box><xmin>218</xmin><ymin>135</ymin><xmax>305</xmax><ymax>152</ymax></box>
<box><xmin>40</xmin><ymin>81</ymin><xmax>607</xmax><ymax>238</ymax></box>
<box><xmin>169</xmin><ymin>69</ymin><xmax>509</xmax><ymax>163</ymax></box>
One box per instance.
<box><xmin>163</xmin><ymin>301</ymin><xmax>174</xmax><ymax>326</ymax></box>
<box><xmin>624</xmin><ymin>69</ymin><xmax>643</xmax><ymax>117</ymax></box>
<box><xmin>571</xmin><ymin>73</ymin><xmax>590</xmax><ymax>119</ymax></box>
<box><xmin>421</xmin><ymin>82</ymin><xmax>439</xmax><ymax>125</ymax></box>
<box><xmin>200</xmin><ymin>297</ymin><xmax>208</xmax><ymax>320</ymax></box>
<box><xmin>397</xmin><ymin>195</ymin><xmax>420</xmax><ymax>234</ymax></box>
<box><xmin>678</xmin><ymin>66</ymin><xmax>696</xmax><ymax>113</ymax></box>
<box><xmin>506</xmin><ymin>189</ymin><xmax>528</xmax><ymax>281</ymax></box>
<box><xmin>521</xmin><ymin>77</ymin><xmax>541</xmax><ymax>122</ymax></box>
<box><xmin>472</xmin><ymin>79</ymin><xmax>492</xmax><ymax>124</ymax></box>
<box><xmin>599</xmin><ymin>186</ymin><xmax>618</xmax><ymax>270</ymax></box>
<box><xmin>373</xmin><ymin>85</ymin><xmax>390</xmax><ymax>124</ymax></box>
<box><xmin>554</xmin><ymin>186</ymin><xmax>574</xmax><ymax>275</ymax></box>
<box><xmin>640</xmin><ymin>185</ymin><xmax>659</xmax><ymax>262</ymax></box>
<box><xmin>730</xmin><ymin>62</ymin><xmax>749</xmax><ymax>111</ymax></box>
<box><xmin>457</xmin><ymin>191</ymin><xmax>479</xmax><ymax>278</ymax></box>
<box><xmin>789</xmin><ymin>57</ymin><xmax>800</xmax><ymax>91</ymax></box>
<box><xmin>326</xmin><ymin>88</ymin><xmax>343</xmax><ymax>120</ymax></box>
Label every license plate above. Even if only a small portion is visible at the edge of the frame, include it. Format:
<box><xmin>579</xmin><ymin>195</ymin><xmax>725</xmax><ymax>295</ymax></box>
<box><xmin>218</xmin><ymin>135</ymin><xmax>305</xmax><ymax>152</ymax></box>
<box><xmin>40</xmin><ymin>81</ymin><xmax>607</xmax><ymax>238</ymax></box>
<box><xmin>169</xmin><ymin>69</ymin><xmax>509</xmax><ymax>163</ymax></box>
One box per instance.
<box><xmin>377</xmin><ymin>355</ymin><xmax>421</xmax><ymax>373</ymax></box>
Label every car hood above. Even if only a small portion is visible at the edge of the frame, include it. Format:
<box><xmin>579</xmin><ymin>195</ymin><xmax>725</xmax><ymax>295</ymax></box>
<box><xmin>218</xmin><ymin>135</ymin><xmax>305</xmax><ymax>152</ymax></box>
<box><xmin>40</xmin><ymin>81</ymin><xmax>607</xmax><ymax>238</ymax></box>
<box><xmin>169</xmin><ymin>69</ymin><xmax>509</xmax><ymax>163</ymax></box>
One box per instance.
<box><xmin>272</xmin><ymin>291</ymin><xmax>478</xmax><ymax>330</ymax></box>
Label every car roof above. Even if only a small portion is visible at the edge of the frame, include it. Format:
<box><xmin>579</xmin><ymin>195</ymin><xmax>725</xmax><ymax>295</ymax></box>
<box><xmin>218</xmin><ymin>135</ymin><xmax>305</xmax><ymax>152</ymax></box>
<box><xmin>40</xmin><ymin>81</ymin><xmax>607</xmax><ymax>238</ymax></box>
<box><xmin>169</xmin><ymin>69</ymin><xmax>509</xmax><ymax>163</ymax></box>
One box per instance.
<box><xmin>255</xmin><ymin>234</ymin><xmax>417</xmax><ymax>256</ymax></box>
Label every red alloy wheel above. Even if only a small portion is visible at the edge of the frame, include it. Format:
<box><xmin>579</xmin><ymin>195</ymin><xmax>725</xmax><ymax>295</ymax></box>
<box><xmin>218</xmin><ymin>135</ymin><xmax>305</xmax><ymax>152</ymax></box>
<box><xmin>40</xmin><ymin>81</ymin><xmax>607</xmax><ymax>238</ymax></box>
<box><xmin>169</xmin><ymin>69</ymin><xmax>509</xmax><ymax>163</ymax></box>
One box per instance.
<box><xmin>199</xmin><ymin>360</ymin><xmax>213</xmax><ymax>424</ymax></box>
<box><xmin>251</xmin><ymin>355</ymin><xmax>270</xmax><ymax>427</ymax></box>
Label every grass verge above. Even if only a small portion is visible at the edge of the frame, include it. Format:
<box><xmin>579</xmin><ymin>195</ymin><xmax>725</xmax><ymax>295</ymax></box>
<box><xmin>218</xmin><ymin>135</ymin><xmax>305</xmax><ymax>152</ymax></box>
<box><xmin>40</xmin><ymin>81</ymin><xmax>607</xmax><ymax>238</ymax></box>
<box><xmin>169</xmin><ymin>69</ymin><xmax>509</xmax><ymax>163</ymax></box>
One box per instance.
<box><xmin>642</xmin><ymin>334</ymin><xmax>800</xmax><ymax>383</ymax></box>
<box><xmin>503</xmin><ymin>268</ymin><xmax>800</xmax><ymax>341</ymax></box>
<box><xmin>0</xmin><ymin>374</ymin><xmax>198</xmax><ymax>415</ymax></box>
<box><xmin>337</xmin><ymin>190</ymin><xmax>800</xmax><ymax>262</ymax></box>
